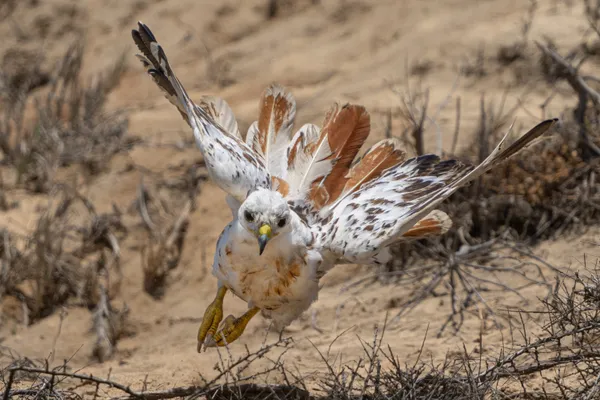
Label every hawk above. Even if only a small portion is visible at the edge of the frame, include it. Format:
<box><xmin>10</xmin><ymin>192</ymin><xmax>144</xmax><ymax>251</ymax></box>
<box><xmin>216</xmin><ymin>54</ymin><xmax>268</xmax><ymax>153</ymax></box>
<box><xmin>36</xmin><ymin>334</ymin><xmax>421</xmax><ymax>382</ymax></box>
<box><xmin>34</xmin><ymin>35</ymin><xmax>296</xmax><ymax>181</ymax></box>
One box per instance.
<box><xmin>132</xmin><ymin>22</ymin><xmax>556</xmax><ymax>351</ymax></box>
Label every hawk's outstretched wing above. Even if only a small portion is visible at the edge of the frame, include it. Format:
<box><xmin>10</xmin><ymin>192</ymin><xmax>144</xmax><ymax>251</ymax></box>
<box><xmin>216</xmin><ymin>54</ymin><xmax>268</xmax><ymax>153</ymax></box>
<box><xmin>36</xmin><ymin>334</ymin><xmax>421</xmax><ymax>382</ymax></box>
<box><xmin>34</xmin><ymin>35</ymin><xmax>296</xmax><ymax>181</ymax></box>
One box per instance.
<box><xmin>319</xmin><ymin>119</ymin><xmax>557</xmax><ymax>264</ymax></box>
<box><xmin>132</xmin><ymin>22</ymin><xmax>271</xmax><ymax>203</ymax></box>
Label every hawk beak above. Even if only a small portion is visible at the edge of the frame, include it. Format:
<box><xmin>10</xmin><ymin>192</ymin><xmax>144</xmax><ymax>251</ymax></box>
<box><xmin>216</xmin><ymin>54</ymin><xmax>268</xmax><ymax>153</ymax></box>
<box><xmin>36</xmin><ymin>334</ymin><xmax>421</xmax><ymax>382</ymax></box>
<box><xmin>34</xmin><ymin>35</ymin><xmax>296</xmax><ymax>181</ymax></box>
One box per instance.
<box><xmin>258</xmin><ymin>224</ymin><xmax>272</xmax><ymax>255</ymax></box>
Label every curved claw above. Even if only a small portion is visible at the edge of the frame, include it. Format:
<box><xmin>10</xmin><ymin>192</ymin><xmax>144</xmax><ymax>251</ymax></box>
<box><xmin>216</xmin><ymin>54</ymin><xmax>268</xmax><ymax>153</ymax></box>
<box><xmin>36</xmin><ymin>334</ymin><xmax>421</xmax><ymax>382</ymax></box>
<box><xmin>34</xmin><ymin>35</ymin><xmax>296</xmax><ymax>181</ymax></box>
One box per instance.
<box><xmin>197</xmin><ymin>286</ymin><xmax>227</xmax><ymax>352</ymax></box>
<box><xmin>205</xmin><ymin>307</ymin><xmax>260</xmax><ymax>348</ymax></box>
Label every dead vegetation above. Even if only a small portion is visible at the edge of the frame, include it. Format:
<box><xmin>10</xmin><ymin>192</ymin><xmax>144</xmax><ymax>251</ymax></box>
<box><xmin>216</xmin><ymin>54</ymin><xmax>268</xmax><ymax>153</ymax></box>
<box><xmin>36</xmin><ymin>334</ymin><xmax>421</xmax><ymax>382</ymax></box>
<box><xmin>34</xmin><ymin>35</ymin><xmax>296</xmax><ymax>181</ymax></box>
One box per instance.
<box><xmin>0</xmin><ymin>31</ymin><xmax>134</xmax><ymax>362</ymax></box>
<box><xmin>314</xmin><ymin>259</ymin><xmax>600</xmax><ymax>399</ymax></box>
<box><xmin>369</xmin><ymin>0</ymin><xmax>600</xmax><ymax>337</ymax></box>
<box><xmin>0</xmin><ymin>28</ymin><xmax>198</xmax><ymax>354</ymax></box>
<box><xmin>2</xmin><ymin>256</ymin><xmax>599</xmax><ymax>399</ymax></box>
<box><xmin>133</xmin><ymin>164</ymin><xmax>205</xmax><ymax>299</ymax></box>
<box><xmin>0</xmin><ymin>39</ymin><xmax>129</xmax><ymax>192</ymax></box>
<box><xmin>0</xmin><ymin>187</ymin><xmax>129</xmax><ymax>359</ymax></box>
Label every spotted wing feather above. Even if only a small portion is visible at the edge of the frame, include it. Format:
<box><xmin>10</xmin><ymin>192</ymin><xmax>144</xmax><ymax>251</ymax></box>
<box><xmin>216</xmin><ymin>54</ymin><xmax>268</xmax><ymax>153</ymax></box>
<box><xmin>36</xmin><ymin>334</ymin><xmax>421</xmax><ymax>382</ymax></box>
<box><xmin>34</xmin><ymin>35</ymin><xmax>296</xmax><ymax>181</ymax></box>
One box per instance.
<box><xmin>132</xmin><ymin>22</ymin><xmax>271</xmax><ymax>202</ymax></box>
<box><xmin>199</xmin><ymin>96</ymin><xmax>241</xmax><ymax>139</ymax></box>
<box><xmin>338</xmin><ymin>138</ymin><xmax>406</xmax><ymax>202</ymax></box>
<box><xmin>249</xmin><ymin>85</ymin><xmax>297</xmax><ymax>178</ymax></box>
<box><xmin>319</xmin><ymin>119</ymin><xmax>557</xmax><ymax>264</ymax></box>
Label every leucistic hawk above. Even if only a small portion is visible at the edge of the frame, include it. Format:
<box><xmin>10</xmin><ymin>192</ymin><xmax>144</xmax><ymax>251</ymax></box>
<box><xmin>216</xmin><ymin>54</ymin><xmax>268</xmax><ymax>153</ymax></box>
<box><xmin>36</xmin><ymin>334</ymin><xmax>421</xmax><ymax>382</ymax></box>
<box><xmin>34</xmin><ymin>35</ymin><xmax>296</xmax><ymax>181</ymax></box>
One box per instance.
<box><xmin>132</xmin><ymin>22</ymin><xmax>557</xmax><ymax>351</ymax></box>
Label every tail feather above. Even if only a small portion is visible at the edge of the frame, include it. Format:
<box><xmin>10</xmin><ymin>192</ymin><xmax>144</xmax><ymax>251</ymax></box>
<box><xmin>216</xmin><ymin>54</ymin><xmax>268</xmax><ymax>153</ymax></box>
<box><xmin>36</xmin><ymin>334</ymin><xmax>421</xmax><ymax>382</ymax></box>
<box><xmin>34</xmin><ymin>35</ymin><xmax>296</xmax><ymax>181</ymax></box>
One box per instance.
<box><xmin>246</xmin><ymin>121</ymin><xmax>259</xmax><ymax>147</ymax></box>
<box><xmin>285</xmin><ymin>123</ymin><xmax>325</xmax><ymax>199</ymax></box>
<box><xmin>199</xmin><ymin>96</ymin><xmax>241</xmax><ymax>139</ymax></box>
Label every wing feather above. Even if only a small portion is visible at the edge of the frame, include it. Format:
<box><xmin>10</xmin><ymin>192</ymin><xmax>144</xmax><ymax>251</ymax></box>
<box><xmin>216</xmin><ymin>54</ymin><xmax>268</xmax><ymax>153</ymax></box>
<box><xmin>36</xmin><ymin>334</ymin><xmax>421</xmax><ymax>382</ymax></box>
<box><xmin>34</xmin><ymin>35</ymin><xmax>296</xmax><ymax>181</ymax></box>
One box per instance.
<box><xmin>402</xmin><ymin>210</ymin><xmax>452</xmax><ymax>238</ymax></box>
<box><xmin>320</xmin><ymin>119</ymin><xmax>558</xmax><ymax>263</ymax></box>
<box><xmin>199</xmin><ymin>96</ymin><xmax>241</xmax><ymax>139</ymax></box>
<box><xmin>309</xmin><ymin>104</ymin><xmax>371</xmax><ymax>208</ymax></box>
<box><xmin>336</xmin><ymin>138</ymin><xmax>406</xmax><ymax>205</ymax></box>
<box><xmin>250</xmin><ymin>85</ymin><xmax>297</xmax><ymax>177</ymax></box>
<box><xmin>132</xmin><ymin>22</ymin><xmax>271</xmax><ymax>202</ymax></box>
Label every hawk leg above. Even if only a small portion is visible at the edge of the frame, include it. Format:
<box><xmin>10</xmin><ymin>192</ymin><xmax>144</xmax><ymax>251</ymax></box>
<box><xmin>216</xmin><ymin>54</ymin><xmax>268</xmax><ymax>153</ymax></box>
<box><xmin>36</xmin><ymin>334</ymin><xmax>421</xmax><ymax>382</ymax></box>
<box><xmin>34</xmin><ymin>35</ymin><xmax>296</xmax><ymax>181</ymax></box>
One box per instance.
<box><xmin>205</xmin><ymin>307</ymin><xmax>260</xmax><ymax>348</ymax></box>
<box><xmin>197</xmin><ymin>286</ymin><xmax>227</xmax><ymax>352</ymax></box>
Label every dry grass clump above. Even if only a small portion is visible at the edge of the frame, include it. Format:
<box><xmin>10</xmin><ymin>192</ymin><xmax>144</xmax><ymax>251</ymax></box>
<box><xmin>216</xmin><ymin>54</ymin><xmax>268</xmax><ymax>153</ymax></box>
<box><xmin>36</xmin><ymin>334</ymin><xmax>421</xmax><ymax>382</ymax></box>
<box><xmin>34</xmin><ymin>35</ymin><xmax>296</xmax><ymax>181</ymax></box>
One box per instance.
<box><xmin>0</xmin><ymin>187</ymin><xmax>126</xmax><ymax>326</ymax></box>
<box><xmin>0</xmin><ymin>40</ymin><xmax>129</xmax><ymax>192</ymax></box>
<box><xmin>0</xmin><ymin>187</ymin><xmax>130</xmax><ymax>361</ymax></box>
<box><xmin>132</xmin><ymin>165</ymin><xmax>205</xmax><ymax>299</ymax></box>
<box><xmin>140</xmin><ymin>197</ymin><xmax>192</xmax><ymax>300</ymax></box>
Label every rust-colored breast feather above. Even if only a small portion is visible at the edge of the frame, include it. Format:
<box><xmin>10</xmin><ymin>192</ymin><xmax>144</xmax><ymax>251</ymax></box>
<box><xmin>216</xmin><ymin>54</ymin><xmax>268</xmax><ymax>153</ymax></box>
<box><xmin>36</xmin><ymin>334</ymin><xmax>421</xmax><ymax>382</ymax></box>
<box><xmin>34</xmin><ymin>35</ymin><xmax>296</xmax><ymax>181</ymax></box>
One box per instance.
<box><xmin>263</xmin><ymin>259</ymin><xmax>302</xmax><ymax>298</ymax></box>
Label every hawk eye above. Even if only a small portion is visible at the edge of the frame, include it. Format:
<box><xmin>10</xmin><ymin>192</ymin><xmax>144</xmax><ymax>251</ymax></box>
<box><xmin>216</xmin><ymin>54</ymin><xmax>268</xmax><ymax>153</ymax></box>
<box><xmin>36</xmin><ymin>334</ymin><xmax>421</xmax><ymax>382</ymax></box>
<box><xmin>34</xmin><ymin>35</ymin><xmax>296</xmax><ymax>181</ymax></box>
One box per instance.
<box><xmin>244</xmin><ymin>210</ymin><xmax>254</xmax><ymax>222</ymax></box>
<box><xmin>277</xmin><ymin>217</ymin><xmax>287</xmax><ymax>228</ymax></box>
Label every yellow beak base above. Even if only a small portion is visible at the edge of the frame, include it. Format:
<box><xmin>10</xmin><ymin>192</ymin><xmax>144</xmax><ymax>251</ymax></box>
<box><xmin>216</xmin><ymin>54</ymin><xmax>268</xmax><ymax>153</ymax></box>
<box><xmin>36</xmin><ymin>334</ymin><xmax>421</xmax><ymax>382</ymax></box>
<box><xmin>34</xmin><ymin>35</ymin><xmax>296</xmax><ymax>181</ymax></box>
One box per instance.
<box><xmin>258</xmin><ymin>224</ymin><xmax>272</xmax><ymax>238</ymax></box>
<box><xmin>258</xmin><ymin>224</ymin><xmax>272</xmax><ymax>256</ymax></box>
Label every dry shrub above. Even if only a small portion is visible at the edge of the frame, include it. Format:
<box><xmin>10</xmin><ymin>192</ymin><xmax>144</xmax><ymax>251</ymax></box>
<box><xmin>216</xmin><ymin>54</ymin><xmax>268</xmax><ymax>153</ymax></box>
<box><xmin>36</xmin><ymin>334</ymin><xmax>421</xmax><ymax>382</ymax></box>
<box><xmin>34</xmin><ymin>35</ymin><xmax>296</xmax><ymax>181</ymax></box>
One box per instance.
<box><xmin>0</xmin><ymin>188</ymin><xmax>126</xmax><ymax>325</ymax></box>
<box><xmin>314</xmin><ymin>259</ymin><xmax>600</xmax><ymax>399</ymax></box>
<box><xmin>0</xmin><ymin>188</ymin><xmax>130</xmax><ymax>361</ymax></box>
<box><xmin>134</xmin><ymin>169</ymin><xmax>203</xmax><ymax>299</ymax></box>
<box><xmin>141</xmin><ymin>198</ymin><xmax>191</xmax><ymax>300</ymax></box>
<box><xmin>380</xmin><ymin>5</ymin><xmax>600</xmax><ymax>332</ymax></box>
<box><xmin>92</xmin><ymin>285</ymin><xmax>130</xmax><ymax>362</ymax></box>
<box><xmin>496</xmin><ymin>0</ymin><xmax>537</xmax><ymax>66</ymax></box>
<box><xmin>264</xmin><ymin>0</ymin><xmax>320</xmax><ymax>20</ymax></box>
<box><xmin>478</xmin><ymin>258</ymin><xmax>600</xmax><ymax>399</ymax></box>
<box><xmin>0</xmin><ymin>40</ymin><xmax>129</xmax><ymax>192</ymax></box>
<box><xmin>3</xmin><ymin>259</ymin><xmax>598</xmax><ymax>399</ymax></box>
<box><xmin>1</xmin><ymin>335</ymin><xmax>296</xmax><ymax>399</ymax></box>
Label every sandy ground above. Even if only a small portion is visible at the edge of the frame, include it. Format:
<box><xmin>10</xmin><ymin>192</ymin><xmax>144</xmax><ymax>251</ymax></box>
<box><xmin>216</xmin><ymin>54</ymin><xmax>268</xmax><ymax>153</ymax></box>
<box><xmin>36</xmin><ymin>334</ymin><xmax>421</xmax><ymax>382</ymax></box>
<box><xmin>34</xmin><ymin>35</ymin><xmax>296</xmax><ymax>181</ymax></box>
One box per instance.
<box><xmin>1</xmin><ymin>0</ymin><xmax>600</xmax><ymax>396</ymax></box>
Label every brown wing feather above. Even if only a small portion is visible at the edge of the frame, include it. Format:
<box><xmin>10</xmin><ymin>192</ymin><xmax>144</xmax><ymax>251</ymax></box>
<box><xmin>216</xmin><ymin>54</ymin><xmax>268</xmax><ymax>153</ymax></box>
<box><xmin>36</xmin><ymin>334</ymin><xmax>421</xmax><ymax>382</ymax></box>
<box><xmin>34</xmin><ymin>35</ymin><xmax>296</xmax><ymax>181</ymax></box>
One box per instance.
<box><xmin>342</xmin><ymin>138</ymin><xmax>406</xmax><ymax>197</ymax></box>
<box><xmin>252</xmin><ymin>85</ymin><xmax>296</xmax><ymax>177</ymax></box>
<box><xmin>402</xmin><ymin>210</ymin><xmax>452</xmax><ymax>238</ymax></box>
<box><xmin>310</xmin><ymin>104</ymin><xmax>371</xmax><ymax>208</ymax></box>
<box><xmin>256</xmin><ymin>86</ymin><xmax>294</xmax><ymax>152</ymax></box>
<box><xmin>271</xmin><ymin>176</ymin><xmax>290</xmax><ymax>197</ymax></box>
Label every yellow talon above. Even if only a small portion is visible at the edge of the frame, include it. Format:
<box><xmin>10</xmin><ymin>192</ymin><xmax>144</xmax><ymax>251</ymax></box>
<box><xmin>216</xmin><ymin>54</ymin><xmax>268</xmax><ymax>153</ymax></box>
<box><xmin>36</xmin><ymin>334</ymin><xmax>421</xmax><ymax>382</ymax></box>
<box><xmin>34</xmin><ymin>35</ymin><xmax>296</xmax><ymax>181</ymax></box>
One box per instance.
<box><xmin>206</xmin><ymin>307</ymin><xmax>260</xmax><ymax>347</ymax></box>
<box><xmin>197</xmin><ymin>286</ymin><xmax>227</xmax><ymax>352</ymax></box>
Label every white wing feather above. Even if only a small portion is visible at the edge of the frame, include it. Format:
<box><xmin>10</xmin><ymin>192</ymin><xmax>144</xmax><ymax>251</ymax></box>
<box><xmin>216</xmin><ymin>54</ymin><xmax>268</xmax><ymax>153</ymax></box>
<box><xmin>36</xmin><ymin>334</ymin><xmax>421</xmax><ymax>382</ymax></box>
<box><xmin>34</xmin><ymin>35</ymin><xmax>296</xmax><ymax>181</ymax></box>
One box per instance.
<box><xmin>319</xmin><ymin>119</ymin><xmax>557</xmax><ymax>264</ymax></box>
<box><xmin>133</xmin><ymin>22</ymin><xmax>271</xmax><ymax>202</ymax></box>
<box><xmin>200</xmin><ymin>96</ymin><xmax>241</xmax><ymax>139</ymax></box>
<box><xmin>285</xmin><ymin>123</ymin><xmax>332</xmax><ymax>199</ymax></box>
<box><xmin>246</xmin><ymin>121</ymin><xmax>259</xmax><ymax>147</ymax></box>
